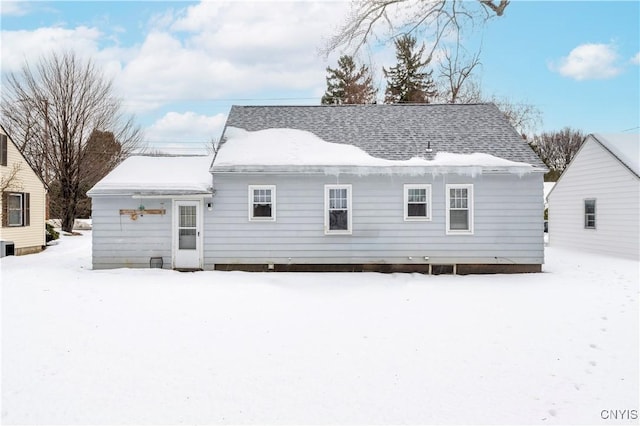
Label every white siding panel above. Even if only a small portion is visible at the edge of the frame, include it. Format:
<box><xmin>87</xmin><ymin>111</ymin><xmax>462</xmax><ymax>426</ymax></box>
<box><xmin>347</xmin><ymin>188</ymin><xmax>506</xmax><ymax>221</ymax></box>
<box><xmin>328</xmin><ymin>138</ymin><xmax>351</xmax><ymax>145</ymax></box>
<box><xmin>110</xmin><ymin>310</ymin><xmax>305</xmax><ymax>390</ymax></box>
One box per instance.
<box><xmin>548</xmin><ymin>138</ymin><xmax>640</xmax><ymax>259</ymax></box>
<box><xmin>204</xmin><ymin>173</ymin><xmax>544</xmax><ymax>267</ymax></box>
<box><xmin>91</xmin><ymin>197</ymin><xmax>172</xmax><ymax>269</ymax></box>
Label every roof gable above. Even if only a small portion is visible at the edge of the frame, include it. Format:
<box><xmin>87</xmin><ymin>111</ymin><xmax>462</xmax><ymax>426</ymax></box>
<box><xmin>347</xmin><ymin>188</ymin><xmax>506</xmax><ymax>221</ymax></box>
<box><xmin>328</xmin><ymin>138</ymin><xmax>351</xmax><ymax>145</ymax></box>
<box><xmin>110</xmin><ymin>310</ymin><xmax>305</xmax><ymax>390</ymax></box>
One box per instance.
<box><xmin>0</xmin><ymin>123</ymin><xmax>48</xmax><ymax>189</ymax></box>
<box><xmin>592</xmin><ymin>133</ymin><xmax>639</xmax><ymax>177</ymax></box>
<box><xmin>217</xmin><ymin>103</ymin><xmax>546</xmax><ymax>168</ymax></box>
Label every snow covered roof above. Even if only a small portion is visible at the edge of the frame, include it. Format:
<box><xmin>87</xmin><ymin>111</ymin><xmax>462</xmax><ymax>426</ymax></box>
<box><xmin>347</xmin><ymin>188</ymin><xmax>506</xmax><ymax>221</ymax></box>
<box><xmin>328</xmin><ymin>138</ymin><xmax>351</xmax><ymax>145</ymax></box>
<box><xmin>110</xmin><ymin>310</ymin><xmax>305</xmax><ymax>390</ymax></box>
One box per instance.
<box><xmin>218</xmin><ymin>103</ymin><xmax>547</xmax><ymax>168</ymax></box>
<box><xmin>87</xmin><ymin>155</ymin><xmax>214</xmax><ymax>196</ymax></box>
<box><xmin>212</xmin><ymin>127</ymin><xmax>536</xmax><ymax>176</ymax></box>
<box><xmin>592</xmin><ymin>133</ymin><xmax>640</xmax><ymax>177</ymax></box>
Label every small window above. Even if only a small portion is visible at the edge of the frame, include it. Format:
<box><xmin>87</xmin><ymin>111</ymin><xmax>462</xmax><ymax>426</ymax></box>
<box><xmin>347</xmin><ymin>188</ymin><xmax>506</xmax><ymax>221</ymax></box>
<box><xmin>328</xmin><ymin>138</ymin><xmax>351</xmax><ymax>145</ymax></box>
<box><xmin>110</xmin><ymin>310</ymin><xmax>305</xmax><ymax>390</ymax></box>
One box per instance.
<box><xmin>584</xmin><ymin>199</ymin><xmax>596</xmax><ymax>229</ymax></box>
<box><xmin>325</xmin><ymin>184</ymin><xmax>352</xmax><ymax>234</ymax></box>
<box><xmin>446</xmin><ymin>184</ymin><xmax>473</xmax><ymax>234</ymax></box>
<box><xmin>248</xmin><ymin>185</ymin><xmax>275</xmax><ymax>221</ymax></box>
<box><xmin>404</xmin><ymin>184</ymin><xmax>431</xmax><ymax>221</ymax></box>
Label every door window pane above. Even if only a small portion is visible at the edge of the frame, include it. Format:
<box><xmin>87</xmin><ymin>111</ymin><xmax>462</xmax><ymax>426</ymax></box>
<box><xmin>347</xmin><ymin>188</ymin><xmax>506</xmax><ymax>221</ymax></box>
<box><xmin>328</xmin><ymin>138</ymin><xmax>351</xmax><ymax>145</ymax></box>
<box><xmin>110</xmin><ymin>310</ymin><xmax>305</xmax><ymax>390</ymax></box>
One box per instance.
<box><xmin>179</xmin><ymin>229</ymin><xmax>196</xmax><ymax>250</ymax></box>
<box><xmin>180</xmin><ymin>206</ymin><xmax>196</xmax><ymax>227</ymax></box>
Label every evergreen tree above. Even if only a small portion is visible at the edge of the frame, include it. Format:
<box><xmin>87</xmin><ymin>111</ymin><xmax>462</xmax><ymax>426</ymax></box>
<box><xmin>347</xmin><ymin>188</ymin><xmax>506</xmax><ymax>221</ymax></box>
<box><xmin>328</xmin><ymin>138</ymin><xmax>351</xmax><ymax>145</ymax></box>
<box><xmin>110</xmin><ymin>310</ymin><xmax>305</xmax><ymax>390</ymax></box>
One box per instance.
<box><xmin>321</xmin><ymin>55</ymin><xmax>377</xmax><ymax>105</ymax></box>
<box><xmin>383</xmin><ymin>35</ymin><xmax>437</xmax><ymax>104</ymax></box>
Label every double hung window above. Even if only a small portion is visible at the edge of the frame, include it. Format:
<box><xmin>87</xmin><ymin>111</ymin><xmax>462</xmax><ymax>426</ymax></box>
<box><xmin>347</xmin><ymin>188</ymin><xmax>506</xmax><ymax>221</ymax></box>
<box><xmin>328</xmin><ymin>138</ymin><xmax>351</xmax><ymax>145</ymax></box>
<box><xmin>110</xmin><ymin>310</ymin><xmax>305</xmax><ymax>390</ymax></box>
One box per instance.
<box><xmin>325</xmin><ymin>185</ymin><xmax>352</xmax><ymax>234</ymax></box>
<box><xmin>446</xmin><ymin>184</ymin><xmax>473</xmax><ymax>234</ymax></box>
<box><xmin>248</xmin><ymin>185</ymin><xmax>276</xmax><ymax>221</ymax></box>
<box><xmin>2</xmin><ymin>192</ymin><xmax>30</xmax><ymax>227</ymax></box>
<box><xmin>404</xmin><ymin>184</ymin><xmax>431</xmax><ymax>220</ymax></box>
<box><xmin>584</xmin><ymin>199</ymin><xmax>596</xmax><ymax>229</ymax></box>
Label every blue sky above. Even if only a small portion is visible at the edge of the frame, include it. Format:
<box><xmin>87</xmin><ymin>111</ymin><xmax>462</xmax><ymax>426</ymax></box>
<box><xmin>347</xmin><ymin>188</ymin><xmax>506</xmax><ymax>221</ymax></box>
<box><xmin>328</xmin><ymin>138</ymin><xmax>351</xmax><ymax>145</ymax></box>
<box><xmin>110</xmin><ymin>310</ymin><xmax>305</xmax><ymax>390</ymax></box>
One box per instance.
<box><xmin>1</xmin><ymin>1</ymin><xmax>638</xmax><ymax>154</ymax></box>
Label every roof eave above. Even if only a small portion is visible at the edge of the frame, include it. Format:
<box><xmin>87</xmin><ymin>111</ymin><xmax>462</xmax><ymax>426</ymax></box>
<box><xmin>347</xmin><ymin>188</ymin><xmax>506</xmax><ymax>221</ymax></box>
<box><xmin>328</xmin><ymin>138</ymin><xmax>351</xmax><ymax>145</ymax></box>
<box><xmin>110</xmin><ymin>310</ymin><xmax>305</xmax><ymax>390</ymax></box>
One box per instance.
<box><xmin>211</xmin><ymin>164</ymin><xmax>544</xmax><ymax>175</ymax></box>
<box><xmin>87</xmin><ymin>189</ymin><xmax>213</xmax><ymax>197</ymax></box>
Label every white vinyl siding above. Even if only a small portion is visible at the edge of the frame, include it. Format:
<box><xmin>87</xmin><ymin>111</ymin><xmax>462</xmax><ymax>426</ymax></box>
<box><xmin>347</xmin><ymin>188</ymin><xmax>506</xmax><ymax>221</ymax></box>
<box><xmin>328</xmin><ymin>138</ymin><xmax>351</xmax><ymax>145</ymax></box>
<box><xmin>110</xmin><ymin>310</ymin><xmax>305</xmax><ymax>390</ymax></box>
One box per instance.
<box><xmin>201</xmin><ymin>174</ymin><xmax>543</xmax><ymax>267</ymax></box>
<box><xmin>90</xmin><ymin>173</ymin><xmax>546</xmax><ymax>269</ymax></box>
<box><xmin>404</xmin><ymin>184</ymin><xmax>431</xmax><ymax>221</ymax></box>
<box><xmin>548</xmin><ymin>136</ymin><xmax>640</xmax><ymax>259</ymax></box>
<box><xmin>446</xmin><ymin>184</ymin><xmax>474</xmax><ymax>234</ymax></box>
<box><xmin>324</xmin><ymin>184</ymin><xmax>352</xmax><ymax>234</ymax></box>
<box><xmin>248</xmin><ymin>185</ymin><xmax>276</xmax><ymax>221</ymax></box>
<box><xmin>90</xmin><ymin>196</ymin><xmax>173</xmax><ymax>269</ymax></box>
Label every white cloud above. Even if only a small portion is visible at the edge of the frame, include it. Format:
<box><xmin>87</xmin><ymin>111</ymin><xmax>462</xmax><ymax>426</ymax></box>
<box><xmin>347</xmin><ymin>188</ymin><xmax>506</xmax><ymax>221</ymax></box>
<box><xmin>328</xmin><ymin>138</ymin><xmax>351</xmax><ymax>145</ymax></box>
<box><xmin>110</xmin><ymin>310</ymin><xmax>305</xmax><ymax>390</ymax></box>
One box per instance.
<box><xmin>1</xmin><ymin>1</ymin><xmax>357</xmax><ymax>116</ymax></box>
<box><xmin>0</xmin><ymin>1</ymin><xmax>30</xmax><ymax>16</ymax></box>
<box><xmin>116</xmin><ymin>1</ymin><xmax>349</xmax><ymax>111</ymax></box>
<box><xmin>0</xmin><ymin>26</ymin><xmax>104</xmax><ymax>72</ymax></box>
<box><xmin>631</xmin><ymin>52</ymin><xmax>640</xmax><ymax>65</ymax></box>
<box><xmin>144</xmin><ymin>111</ymin><xmax>227</xmax><ymax>154</ymax></box>
<box><xmin>551</xmin><ymin>43</ymin><xmax>622</xmax><ymax>80</ymax></box>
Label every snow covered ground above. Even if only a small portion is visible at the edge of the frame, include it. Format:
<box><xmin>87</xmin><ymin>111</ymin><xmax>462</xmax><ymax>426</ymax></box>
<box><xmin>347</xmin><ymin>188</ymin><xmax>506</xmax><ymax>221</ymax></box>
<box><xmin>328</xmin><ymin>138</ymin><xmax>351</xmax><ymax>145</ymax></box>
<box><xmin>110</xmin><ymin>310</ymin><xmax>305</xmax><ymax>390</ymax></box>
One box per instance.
<box><xmin>1</xmin><ymin>232</ymin><xmax>638</xmax><ymax>425</ymax></box>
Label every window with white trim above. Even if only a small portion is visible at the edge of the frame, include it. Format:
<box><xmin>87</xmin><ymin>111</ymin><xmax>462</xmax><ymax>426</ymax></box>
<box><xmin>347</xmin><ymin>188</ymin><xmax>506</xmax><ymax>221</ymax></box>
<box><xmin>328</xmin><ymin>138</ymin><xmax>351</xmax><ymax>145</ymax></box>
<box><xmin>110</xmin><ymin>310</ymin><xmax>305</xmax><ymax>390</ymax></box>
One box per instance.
<box><xmin>248</xmin><ymin>185</ymin><xmax>276</xmax><ymax>221</ymax></box>
<box><xmin>404</xmin><ymin>184</ymin><xmax>431</xmax><ymax>221</ymax></box>
<box><xmin>446</xmin><ymin>184</ymin><xmax>473</xmax><ymax>234</ymax></box>
<box><xmin>584</xmin><ymin>199</ymin><xmax>596</xmax><ymax>229</ymax></box>
<box><xmin>325</xmin><ymin>184</ymin><xmax>352</xmax><ymax>234</ymax></box>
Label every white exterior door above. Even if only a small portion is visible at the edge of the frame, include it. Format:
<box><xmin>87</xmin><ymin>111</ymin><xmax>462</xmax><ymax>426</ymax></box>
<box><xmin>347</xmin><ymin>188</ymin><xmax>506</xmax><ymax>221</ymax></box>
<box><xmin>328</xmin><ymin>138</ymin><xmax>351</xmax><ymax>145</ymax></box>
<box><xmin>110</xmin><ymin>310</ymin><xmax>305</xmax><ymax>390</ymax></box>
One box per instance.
<box><xmin>173</xmin><ymin>200</ymin><xmax>202</xmax><ymax>269</ymax></box>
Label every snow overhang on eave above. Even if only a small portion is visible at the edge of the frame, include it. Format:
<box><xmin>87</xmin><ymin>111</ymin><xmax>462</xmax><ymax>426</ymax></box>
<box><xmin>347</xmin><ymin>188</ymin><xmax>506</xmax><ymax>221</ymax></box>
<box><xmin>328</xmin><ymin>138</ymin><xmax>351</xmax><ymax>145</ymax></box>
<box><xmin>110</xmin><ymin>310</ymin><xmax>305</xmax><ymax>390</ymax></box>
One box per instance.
<box><xmin>211</xmin><ymin>164</ymin><xmax>545</xmax><ymax>176</ymax></box>
<box><xmin>87</xmin><ymin>189</ymin><xmax>214</xmax><ymax>198</ymax></box>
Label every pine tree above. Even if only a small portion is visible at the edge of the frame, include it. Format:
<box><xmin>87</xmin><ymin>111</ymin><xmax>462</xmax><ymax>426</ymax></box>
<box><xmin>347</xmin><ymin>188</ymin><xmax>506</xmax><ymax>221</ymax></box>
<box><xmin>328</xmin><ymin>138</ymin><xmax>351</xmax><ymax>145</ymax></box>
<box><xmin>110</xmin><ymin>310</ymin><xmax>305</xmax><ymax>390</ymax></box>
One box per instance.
<box><xmin>383</xmin><ymin>35</ymin><xmax>437</xmax><ymax>104</ymax></box>
<box><xmin>321</xmin><ymin>55</ymin><xmax>377</xmax><ymax>105</ymax></box>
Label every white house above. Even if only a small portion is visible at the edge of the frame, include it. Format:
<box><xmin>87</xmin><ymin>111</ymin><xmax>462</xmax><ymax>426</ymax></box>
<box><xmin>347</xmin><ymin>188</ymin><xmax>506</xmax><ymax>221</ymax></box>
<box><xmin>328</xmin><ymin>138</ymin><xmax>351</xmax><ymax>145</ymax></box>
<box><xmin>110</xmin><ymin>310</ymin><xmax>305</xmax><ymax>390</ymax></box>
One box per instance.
<box><xmin>548</xmin><ymin>133</ymin><xmax>640</xmax><ymax>259</ymax></box>
<box><xmin>89</xmin><ymin>103</ymin><xmax>547</xmax><ymax>273</ymax></box>
<box><xmin>0</xmin><ymin>125</ymin><xmax>47</xmax><ymax>256</ymax></box>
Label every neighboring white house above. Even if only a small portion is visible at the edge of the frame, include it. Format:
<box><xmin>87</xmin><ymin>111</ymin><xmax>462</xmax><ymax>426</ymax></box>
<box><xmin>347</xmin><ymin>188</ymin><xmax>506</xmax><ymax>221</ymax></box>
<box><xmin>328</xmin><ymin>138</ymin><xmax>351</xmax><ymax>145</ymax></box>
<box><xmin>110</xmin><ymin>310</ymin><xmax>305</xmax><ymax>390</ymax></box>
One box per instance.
<box><xmin>89</xmin><ymin>103</ymin><xmax>548</xmax><ymax>273</ymax></box>
<box><xmin>0</xmin><ymin>125</ymin><xmax>47</xmax><ymax>256</ymax></box>
<box><xmin>548</xmin><ymin>133</ymin><xmax>640</xmax><ymax>259</ymax></box>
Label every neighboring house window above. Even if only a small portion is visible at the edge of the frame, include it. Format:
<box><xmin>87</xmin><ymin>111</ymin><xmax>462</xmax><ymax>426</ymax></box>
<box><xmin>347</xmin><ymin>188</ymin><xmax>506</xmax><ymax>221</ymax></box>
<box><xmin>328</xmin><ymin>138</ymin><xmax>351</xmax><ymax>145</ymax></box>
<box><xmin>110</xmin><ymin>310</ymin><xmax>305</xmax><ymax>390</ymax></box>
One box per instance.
<box><xmin>0</xmin><ymin>134</ymin><xmax>7</xmax><ymax>166</ymax></box>
<box><xmin>404</xmin><ymin>184</ymin><xmax>432</xmax><ymax>220</ymax></box>
<box><xmin>325</xmin><ymin>184</ymin><xmax>352</xmax><ymax>234</ymax></box>
<box><xmin>446</xmin><ymin>184</ymin><xmax>473</xmax><ymax>234</ymax></box>
<box><xmin>2</xmin><ymin>192</ymin><xmax>30</xmax><ymax>227</ymax></box>
<box><xmin>584</xmin><ymin>199</ymin><xmax>596</xmax><ymax>229</ymax></box>
<box><xmin>248</xmin><ymin>185</ymin><xmax>276</xmax><ymax>221</ymax></box>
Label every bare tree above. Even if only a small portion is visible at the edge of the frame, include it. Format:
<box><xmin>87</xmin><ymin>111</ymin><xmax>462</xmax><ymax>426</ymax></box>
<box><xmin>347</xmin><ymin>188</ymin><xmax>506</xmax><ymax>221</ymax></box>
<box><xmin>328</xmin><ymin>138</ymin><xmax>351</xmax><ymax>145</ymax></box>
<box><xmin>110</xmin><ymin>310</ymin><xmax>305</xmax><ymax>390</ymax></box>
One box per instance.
<box><xmin>0</xmin><ymin>163</ymin><xmax>23</xmax><ymax>194</ymax></box>
<box><xmin>322</xmin><ymin>0</ymin><xmax>510</xmax><ymax>56</ymax></box>
<box><xmin>1</xmin><ymin>50</ymin><xmax>143</xmax><ymax>232</ymax></box>
<box><xmin>206</xmin><ymin>137</ymin><xmax>219</xmax><ymax>156</ymax></box>
<box><xmin>489</xmin><ymin>96</ymin><xmax>542</xmax><ymax>138</ymax></box>
<box><xmin>529</xmin><ymin>127</ymin><xmax>585</xmax><ymax>179</ymax></box>
<box><xmin>437</xmin><ymin>46</ymin><xmax>482</xmax><ymax>104</ymax></box>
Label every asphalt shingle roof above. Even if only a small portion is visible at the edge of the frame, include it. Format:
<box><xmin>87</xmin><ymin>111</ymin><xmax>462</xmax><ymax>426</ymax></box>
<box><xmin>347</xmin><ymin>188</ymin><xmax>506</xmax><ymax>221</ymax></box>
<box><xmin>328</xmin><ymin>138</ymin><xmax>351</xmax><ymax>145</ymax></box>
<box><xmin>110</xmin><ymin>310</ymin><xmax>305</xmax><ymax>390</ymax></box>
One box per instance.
<box><xmin>221</xmin><ymin>103</ymin><xmax>547</xmax><ymax>168</ymax></box>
